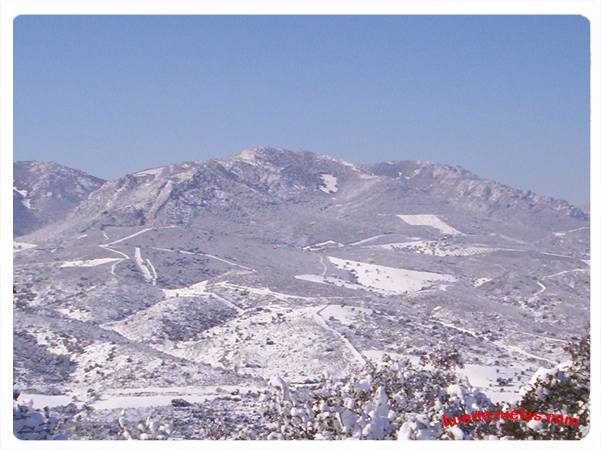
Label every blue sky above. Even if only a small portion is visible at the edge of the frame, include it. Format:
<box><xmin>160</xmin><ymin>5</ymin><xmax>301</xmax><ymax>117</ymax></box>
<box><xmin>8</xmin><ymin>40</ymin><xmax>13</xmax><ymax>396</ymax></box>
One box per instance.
<box><xmin>14</xmin><ymin>15</ymin><xmax>589</xmax><ymax>205</ymax></box>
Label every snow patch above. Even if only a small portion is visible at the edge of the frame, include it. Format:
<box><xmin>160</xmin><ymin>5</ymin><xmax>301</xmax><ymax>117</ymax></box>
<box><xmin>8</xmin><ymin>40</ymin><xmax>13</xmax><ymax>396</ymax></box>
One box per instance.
<box><xmin>14</xmin><ymin>187</ymin><xmax>32</xmax><ymax>208</ymax></box>
<box><xmin>317</xmin><ymin>304</ymin><xmax>372</xmax><ymax>326</ymax></box>
<box><xmin>319</xmin><ymin>174</ymin><xmax>338</xmax><ymax>194</ymax></box>
<box><xmin>327</xmin><ymin>257</ymin><xmax>456</xmax><ymax>295</ymax></box>
<box><xmin>134</xmin><ymin>247</ymin><xmax>155</xmax><ymax>284</ymax></box>
<box><xmin>60</xmin><ymin>258</ymin><xmax>121</xmax><ymax>268</ymax></box>
<box><xmin>134</xmin><ymin>167</ymin><xmax>163</xmax><ymax>177</ymax></box>
<box><xmin>13</xmin><ymin>186</ymin><xmax>28</xmax><ymax>197</ymax></box>
<box><xmin>459</xmin><ymin>364</ymin><xmax>521</xmax><ymax>403</ymax></box>
<box><xmin>237</xmin><ymin>149</ymin><xmax>259</xmax><ymax>165</ymax></box>
<box><xmin>397</xmin><ymin>214</ymin><xmax>462</xmax><ymax>235</ymax></box>
<box><xmin>218</xmin><ymin>282</ymin><xmax>310</xmax><ymax>302</ymax></box>
<box><xmin>14</xmin><ymin>242</ymin><xmax>37</xmax><ymax>253</ymax></box>
<box><xmin>163</xmin><ymin>280</ymin><xmax>208</xmax><ymax>298</ymax></box>
<box><xmin>56</xmin><ymin>307</ymin><xmax>92</xmax><ymax>321</ymax></box>
<box><xmin>32</xmin><ymin>330</ymin><xmax>71</xmax><ymax>356</ymax></box>
<box><xmin>473</xmin><ymin>277</ymin><xmax>492</xmax><ymax>287</ymax></box>
<box><xmin>19</xmin><ymin>394</ymin><xmax>74</xmax><ymax>409</ymax></box>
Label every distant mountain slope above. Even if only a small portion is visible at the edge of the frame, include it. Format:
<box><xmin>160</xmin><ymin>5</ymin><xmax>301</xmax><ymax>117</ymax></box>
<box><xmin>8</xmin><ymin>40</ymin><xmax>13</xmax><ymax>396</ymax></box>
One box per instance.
<box><xmin>13</xmin><ymin>161</ymin><xmax>105</xmax><ymax>237</ymax></box>
<box><xmin>29</xmin><ymin>148</ymin><xmax>586</xmax><ymax>242</ymax></box>
<box><xmin>363</xmin><ymin>160</ymin><xmax>587</xmax><ymax>221</ymax></box>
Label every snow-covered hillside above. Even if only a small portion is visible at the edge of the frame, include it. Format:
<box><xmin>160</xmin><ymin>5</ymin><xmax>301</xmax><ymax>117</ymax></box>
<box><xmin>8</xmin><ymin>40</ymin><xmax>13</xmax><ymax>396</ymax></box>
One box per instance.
<box><xmin>13</xmin><ymin>148</ymin><xmax>589</xmax><ymax>440</ymax></box>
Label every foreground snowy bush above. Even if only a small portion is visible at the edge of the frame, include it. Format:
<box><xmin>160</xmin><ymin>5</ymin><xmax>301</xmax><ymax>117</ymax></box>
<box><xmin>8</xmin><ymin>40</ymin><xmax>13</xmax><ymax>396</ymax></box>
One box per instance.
<box><xmin>259</xmin><ymin>335</ymin><xmax>589</xmax><ymax>440</ymax></box>
<box><xmin>13</xmin><ymin>391</ymin><xmax>66</xmax><ymax>440</ymax></box>
<box><xmin>259</xmin><ymin>348</ymin><xmax>498</xmax><ymax>440</ymax></box>
<box><xmin>499</xmin><ymin>333</ymin><xmax>590</xmax><ymax>440</ymax></box>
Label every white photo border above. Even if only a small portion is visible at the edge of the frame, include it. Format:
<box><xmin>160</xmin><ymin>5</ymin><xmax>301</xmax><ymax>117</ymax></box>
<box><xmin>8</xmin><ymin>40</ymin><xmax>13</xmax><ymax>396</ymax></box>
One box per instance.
<box><xmin>1</xmin><ymin>1</ymin><xmax>598</xmax><ymax>449</ymax></box>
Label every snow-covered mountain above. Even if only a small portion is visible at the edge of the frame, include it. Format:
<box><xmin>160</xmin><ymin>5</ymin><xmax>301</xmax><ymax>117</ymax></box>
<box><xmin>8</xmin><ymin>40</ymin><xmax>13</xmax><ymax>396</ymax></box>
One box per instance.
<box><xmin>13</xmin><ymin>161</ymin><xmax>105</xmax><ymax>237</ymax></box>
<box><xmin>13</xmin><ymin>148</ymin><xmax>589</xmax><ymax>439</ymax></box>
<box><xmin>21</xmin><ymin>148</ymin><xmax>587</xmax><ymax>241</ymax></box>
<box><xmin>364</xmin><ymin>160</ymin><xmax>586</xmax><ymax>220</ymax></box>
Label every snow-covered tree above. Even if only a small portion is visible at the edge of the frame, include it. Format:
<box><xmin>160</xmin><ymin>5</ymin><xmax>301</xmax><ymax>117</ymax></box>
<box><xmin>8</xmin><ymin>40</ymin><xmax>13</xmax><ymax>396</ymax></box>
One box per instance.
<box><xmin>260</xmin><ymin>347</ymin><xmax>498</xmax><ymax>440</ymax></box>
<box><xmin>13</xmin><ymin>390</ymin><xmax>66</xmax><ymax>440</ymax></box>
<box><xmin>499</xmin><ymin>333</ymin><xmax>590</xmax><ymax>440</ymax></box>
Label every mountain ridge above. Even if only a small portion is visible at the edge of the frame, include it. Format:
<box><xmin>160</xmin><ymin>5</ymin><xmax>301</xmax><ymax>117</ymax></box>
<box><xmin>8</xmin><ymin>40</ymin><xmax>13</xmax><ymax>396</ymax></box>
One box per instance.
<box><xmin>14</xmin><ymin>147</ymin><xmax>587</xmax><ymax>240</ymax></box>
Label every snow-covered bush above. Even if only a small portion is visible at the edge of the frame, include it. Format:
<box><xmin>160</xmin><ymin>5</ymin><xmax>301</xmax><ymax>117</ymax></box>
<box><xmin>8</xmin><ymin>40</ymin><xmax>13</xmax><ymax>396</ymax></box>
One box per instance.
<box><xmin>117</xmin><ymin>410</ymin><xmax>172</xmax><ymax>440</ymax></box>
<box><xmin>260</xmin><ymin>348</ymin><xmax>497</xmax><ymax>440</ymax></box>
<box><xmin>13</xmin><ymin>391</ymin><xmax>66</xmax><ymax>440</ymax></box>
<box><xmin>499</xmin><ymin>333</ymin><xmax>590</xmax><ymax>440</ymax></box>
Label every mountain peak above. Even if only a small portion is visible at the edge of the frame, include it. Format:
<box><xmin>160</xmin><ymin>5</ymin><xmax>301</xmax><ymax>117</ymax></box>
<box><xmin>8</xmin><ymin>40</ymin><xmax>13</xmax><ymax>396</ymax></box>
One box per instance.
<box><xmin>13</xmin><ymin>160</ymin><xmax>105</xmax><ymax>236</ymax></box>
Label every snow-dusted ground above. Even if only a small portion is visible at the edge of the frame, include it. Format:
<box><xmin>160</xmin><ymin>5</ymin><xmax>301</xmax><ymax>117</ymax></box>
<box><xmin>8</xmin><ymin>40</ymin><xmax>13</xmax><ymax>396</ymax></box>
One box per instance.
<box><xmin>178</xmin><ymin>249</ymin><xmax>252</xmax><ymax>270</ymax></box>
<box><xmin>347</xmin><ymin>234</ymin><xmax>389</xmax><ymax>247</ymax></box>
<box><xmin>543</xmin><ymin>268</ymin><xmax>588</xmax><ymax>279</ymax></box>
<box><xmin>302</xmin><ymin>240</ymin><xmax>344</xmax><ymax>251</ymax></box>
<box><xmin>168</xmin><ymin>305</ymin><xmax>362</xmax><ymax>381</ymax></box>
<box><xmin>553</xmin><ymin>226</ymin><xmax>589</xmax><ymax>237</ymax></box>
<box><xmin>313</xmin><ymin>305</ymin><xmax>366</xmax><ymax>366</ymax></box>
<box><xmin>216</xmin><ymin>282</ymin><xmax>313</xmax><ymax>302</ymax></box>
<box><xmin>60</xmin><ymin>258</ymin><xmax>122</xmax><ymax>268</ymax></box>
<box><xmin>432</xmin><ymin>319</ymin><xmax>558</xmax><ymax>365</ymax></box>
<box><xmin>163</xmin><ymin>280</ymin><xmax>208</xmax><ymax>298</ymax></box>
<box><xmin>294</xmin><ymin>274</ymin><xmax>365</xmax><ymax>291</ymax></box>
<box><xmin>473</xmin><ymin>277</ymin><xmax>492</xmax><ymax>287</ymax></box>
<box><xmin>70</xmin><ymin>342</ymin><xmax>124</xmax><ymax>383</ymax></box>
<box><xmin>328</xmin><ymin>256</ymin><xmax>456</xmax><ymax>295</ymax></box>
<box><xmin>210</xmin><ymin>292</ymin><xmax>244</xmax><ymax>313</ymax></box>
<box><xmin>397</xmin><ymin>214</ymin><xmax>462</xmax><ymax>235</ymax></box>
<box><xmin>149</xmin><ymin>243</ymin><xmax>254</xmax><ymax>272</ymax></box>
<box><xmin>56</xmin><ymin>307</ymin><xmax>92</xmax><ymax>322</ymax></box>
<box><xmin>92</xmin><ymin>385</ymin><xmax>259</xmax><ymax>410</ymax></box>
<box><xmin>378</xmin><ymin>240</ymin><xmax>494</xmax><ymax>257</ymax></box>
<box><xmin>13</xmin><ymin>242</ymin><xmax>37</xmax><ymax>253</ymax></box>
<box><xmin>19</xmin><ymin>393</ymin><xmax>74</xmax><ymax>409</ymax></box>
<box><xmin>104</xmin><ymin>228</ymin><xmax>154</xmax><ymax>246</ymax></box>
<box><xmin>32</xmin><ymin>329</ymin><xmax>72</xmax><ymax>356</ymax></box>
<box><xmin>317</xmin><ymin>304</ymin><xmax>372</xmax><ymax>326</ymax></box>
<box><xmin>364</xmin><ymin>350</ymin><xmax>421</xmax><ymax>366</ymax></box>
<box><xmin>459</xmin><ymin>364</ymin><xmax>521</xmax><ymax>403</ymax></box>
